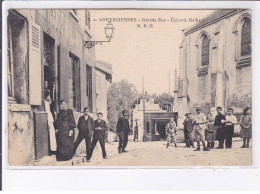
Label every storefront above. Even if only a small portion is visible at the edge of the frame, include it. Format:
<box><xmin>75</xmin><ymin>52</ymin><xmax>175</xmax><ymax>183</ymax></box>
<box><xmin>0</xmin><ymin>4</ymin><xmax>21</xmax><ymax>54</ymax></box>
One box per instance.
<box><xmin>144</xmin><ymin>112</ymin><xmax>178</xmax><ymax>141</ymax></box>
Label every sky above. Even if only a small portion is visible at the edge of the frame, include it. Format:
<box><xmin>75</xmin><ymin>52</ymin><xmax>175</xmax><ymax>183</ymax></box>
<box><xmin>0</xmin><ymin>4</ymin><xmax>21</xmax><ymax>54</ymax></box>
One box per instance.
<box><xmin>91</xmin><ymin>9</ymin><xmax>214</xmax><ymax>95</ymax></box>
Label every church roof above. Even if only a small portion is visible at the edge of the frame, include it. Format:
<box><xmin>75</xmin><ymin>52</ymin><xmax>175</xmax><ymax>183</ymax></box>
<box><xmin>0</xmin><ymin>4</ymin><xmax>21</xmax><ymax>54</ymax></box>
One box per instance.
<box><xmin>185</xmin><ymin>9</ymin><xmax>239</xmax><ymax>35</ymax></box>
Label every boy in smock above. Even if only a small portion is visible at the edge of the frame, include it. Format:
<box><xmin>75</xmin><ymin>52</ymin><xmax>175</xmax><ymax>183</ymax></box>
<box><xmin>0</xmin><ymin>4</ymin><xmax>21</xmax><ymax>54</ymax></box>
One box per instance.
<box><xmin>166</xmin><ymin>118</ymin><xmax>178</xmax><ymax>148</ymax></box>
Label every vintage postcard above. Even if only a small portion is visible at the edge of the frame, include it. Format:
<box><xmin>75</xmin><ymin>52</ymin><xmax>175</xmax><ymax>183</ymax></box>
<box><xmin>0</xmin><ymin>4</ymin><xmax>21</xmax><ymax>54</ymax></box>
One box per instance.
<box><xmin>6</xmin><ymin>8</ymin><xmax>252</xmax><ymax>167</ymax></box>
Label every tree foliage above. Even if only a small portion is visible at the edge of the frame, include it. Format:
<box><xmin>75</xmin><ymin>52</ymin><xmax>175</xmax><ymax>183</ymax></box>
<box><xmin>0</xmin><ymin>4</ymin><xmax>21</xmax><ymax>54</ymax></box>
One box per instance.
<box><xmin>107</xmin><ymin>80</ymin><xmax>138</xmax><ymax>131</ymax></box>
<box><xmin>154</xmin><ymin>93</ymin><xmax>174</xmax><ymax>111</ymax></box>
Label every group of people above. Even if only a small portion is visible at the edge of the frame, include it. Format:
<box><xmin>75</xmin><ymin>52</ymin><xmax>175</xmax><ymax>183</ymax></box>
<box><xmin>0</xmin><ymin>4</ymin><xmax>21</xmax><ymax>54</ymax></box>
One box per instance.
<box><xmin>166</xmin><ymin>106</ymin><xmax>252</xmax><ymax>151</ymax></box>
<box><xmin>44</xmin><ymin>95</ymin><xmax>131</xmax><ymax>162</ymax></box>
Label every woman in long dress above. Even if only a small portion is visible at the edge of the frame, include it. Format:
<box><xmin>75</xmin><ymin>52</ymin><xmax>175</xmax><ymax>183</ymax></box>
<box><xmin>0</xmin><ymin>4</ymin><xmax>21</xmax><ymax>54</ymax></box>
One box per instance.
<box><xmin>44</xmin><ymin>81</ymin><xmax>57</xmax><ymax>153</ymax></box>
<box><xmin>54</xmin><ymin>100</ymin><xmax>76</xmax><ymax>161</ymax></box>
<box><xmin>240</xmin><ymin>107</ymin><xmax>252</xmax><ymax>148</ymax></box>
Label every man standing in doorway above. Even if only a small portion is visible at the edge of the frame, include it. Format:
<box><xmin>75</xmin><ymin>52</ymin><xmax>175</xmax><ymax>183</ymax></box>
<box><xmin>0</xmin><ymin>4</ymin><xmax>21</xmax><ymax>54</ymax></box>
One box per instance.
<box><xmin>193</xmin><ymin>106</ymin><xmax>210</xmax><ymax>151</ymax></box>
<box><xmin>73</xmin><ymin>107</ymin><xmax>93</xmax><ymax>162</ymax></box>
<box><xmin>116</xmin><ymin>110</ymin><xmax>130</xmax><ymax>153</ymax></box>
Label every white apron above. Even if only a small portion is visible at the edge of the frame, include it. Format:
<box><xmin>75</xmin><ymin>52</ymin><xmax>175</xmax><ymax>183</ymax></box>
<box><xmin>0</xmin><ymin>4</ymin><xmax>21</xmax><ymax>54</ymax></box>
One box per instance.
<box><xmin>44</xmin><ymin>100</ymin><xmax>57</xmax><ymax>152</ymax></box>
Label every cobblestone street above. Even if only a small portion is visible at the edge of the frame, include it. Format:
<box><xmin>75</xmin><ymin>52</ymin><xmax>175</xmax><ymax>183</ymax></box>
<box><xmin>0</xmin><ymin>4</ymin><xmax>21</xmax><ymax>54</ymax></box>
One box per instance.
<box><xmin>75</xmin><ymin>137</ymin><xmax>252</xmax><ymax>167</ymax></box>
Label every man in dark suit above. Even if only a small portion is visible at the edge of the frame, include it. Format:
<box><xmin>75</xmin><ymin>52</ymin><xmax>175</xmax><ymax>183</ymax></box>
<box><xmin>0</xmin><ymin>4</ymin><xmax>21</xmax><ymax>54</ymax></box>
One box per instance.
<box><xmin>116</xmin><ymin>110</ymin><xmax>130</xmax><ymax>153</ymax></box>
<box><xmin>73</xmin><ymin>107</ymin><xmax>93</xmax><ymax>162</ymax></box>
<box><xmin>90</xmin><ymin>112</ymin><xmax>108</xmax><ymax>159</ymax></box>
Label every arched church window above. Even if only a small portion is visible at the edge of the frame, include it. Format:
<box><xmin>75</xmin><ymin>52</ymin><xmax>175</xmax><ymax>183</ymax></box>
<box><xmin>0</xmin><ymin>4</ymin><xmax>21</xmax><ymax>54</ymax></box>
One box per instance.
<box><xmin>201</xmin><ymin>34</ymin><xmax>209</xmax><ymax>66</ymax></box>
<box><xmin>241</xmin><ymin>17</ymin><xmax>251</xmax><ymax>56</ymax></box>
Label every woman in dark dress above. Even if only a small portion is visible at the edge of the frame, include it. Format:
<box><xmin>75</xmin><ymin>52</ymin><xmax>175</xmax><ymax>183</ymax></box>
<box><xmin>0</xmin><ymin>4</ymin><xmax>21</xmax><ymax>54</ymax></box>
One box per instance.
<box><xmin>54</xmin><ymin>100</ymin><xmax>76</xmax><ymax>161</ymax></box>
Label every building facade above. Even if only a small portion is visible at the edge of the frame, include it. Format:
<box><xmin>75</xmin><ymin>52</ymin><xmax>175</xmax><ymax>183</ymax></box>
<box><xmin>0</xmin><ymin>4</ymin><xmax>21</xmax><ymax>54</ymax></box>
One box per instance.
<box><xmin>177</xmin><ymin>9</ymin><xmax>252</xmax><ymax>127</ymax></box>
<box><xmin>95</xmin><ymin>60</ymin><xmax>112</xmax><ymax>121</ymax></box>
<box><xmin>7</xmin><ymin>9</ymin><xmax>97</xmax><ymax>165</ymax></box>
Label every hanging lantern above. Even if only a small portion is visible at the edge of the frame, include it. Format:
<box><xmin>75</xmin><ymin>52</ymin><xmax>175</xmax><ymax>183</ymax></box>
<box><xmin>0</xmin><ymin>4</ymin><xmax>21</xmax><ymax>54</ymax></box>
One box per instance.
<box><xmin>104</xmin><ymin>22</ymin><xmax>114</xmax><ymax>41</ymax></box>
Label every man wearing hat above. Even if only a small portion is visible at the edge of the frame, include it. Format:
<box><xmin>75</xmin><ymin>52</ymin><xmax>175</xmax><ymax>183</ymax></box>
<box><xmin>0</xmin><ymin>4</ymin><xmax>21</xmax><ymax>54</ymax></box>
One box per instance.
<box><xmin>193</xmin><ymin>106</ymin><xmax>210</xmax><ymax>151</ymax></box>
<box><xmin>183</xmin><ymin>112</ymin><xmax>194</xmax><ymax>148</ymax></box>
<box><xmin>116</xmin><ymin>110</ymin><xmax>131</xmax><ymax>153</ymax></box>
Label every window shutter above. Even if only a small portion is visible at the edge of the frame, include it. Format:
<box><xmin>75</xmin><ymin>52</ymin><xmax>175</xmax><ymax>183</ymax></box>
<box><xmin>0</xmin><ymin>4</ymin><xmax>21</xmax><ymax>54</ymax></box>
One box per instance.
<box><xmin>59</xmin><ymin>45</ymin><xmax>70</xmax><ymax>102</ymax></box>
<box><xmin>76</xmin><ymin>62</ymin><xmax>81</xmax><ymax>111</ymax></box>
<box><xmin>29</xmin><ymin>20</ymin><xmax>42</xmax><ymax>105</ymax></box>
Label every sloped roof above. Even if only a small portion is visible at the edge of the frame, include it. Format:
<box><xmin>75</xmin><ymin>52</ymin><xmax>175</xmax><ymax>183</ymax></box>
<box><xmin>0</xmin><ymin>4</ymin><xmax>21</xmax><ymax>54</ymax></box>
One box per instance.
<box><xmin>96</xmin><ymin>60</ymin><xmax>113</xmax><ymax>75</ymax></box>
<box><xmin>185</xmin><ymin>9</ymin><xmax>239</xmax><ymax>34</ymax></box>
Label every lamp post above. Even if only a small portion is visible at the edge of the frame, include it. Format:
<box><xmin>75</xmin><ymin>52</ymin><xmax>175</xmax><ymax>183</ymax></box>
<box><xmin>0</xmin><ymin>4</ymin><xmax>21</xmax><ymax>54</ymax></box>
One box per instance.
<box><xmin>84</xmin><ymin>21</ymin><xmax>115</xmax><ymax>49</ymax></box>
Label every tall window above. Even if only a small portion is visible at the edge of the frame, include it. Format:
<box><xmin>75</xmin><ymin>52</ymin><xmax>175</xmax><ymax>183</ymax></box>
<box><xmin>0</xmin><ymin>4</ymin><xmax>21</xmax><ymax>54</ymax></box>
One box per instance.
<box><xmin>69</xmin><ymin>53</ymin><xmax>80</xmax><ymax>110</ymax></box>
<box><xmin>86</xmin><ymin>65</ymin><xmax>92</xmax><ymax>111</ymax></box>
<box><xmin>241</xmin><ymin>17</ymin><xmax>251</xmax><ymax>56</ymax></box>
<box><xmin>7</xmin><ymin>26</ymin><xmax>14</xmax><ymax>98</ymax></box>
<box><xmin>201</xmin><ymin>34</ymin><xmax>209</xmax><ymax>66</ymax></box>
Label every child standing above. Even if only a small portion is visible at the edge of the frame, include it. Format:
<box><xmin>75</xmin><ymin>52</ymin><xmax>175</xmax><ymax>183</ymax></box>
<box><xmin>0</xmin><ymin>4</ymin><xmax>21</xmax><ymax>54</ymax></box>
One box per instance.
<box><xmin>240</xmin><ymin>107</ymin><xmax>252</xmax><ymax>148</ymax></box>
<box><xmin>205</xmin><ymin>113</ymin><xmax>215</xmax><ymax>149</ymax></box>
<box><xmin>166</xmin><ymin>118</ymin><xmax>178</xmax><ymax>148</ymax></box>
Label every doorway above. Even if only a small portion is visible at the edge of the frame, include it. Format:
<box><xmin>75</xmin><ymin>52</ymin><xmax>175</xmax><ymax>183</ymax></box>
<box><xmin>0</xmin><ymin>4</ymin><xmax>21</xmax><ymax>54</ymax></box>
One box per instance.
<box><xmin>155</xmin><ymin>120</ymin><xmax>168</xmax><ymax>140</ymax></box>
<box><xmin>43</xmin><ymin>33</ymin><xmax>57</xmax><ymax>117</ymax></box>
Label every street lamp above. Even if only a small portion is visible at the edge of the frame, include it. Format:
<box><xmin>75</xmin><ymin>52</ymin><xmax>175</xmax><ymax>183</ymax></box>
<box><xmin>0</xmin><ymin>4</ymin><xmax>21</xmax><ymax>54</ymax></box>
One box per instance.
<box><xmin>84</xmin><ymin>21</ymin><xmax>115</xmax><ymax>49</ymax></box>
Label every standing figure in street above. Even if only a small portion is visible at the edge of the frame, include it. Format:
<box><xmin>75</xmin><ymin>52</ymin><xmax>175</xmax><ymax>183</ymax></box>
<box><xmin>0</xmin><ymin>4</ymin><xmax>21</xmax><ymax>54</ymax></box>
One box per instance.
<box><xmin>90</xmin><ymin>112</ymin><xmax>108</xmax><ymax>159</ymax></box>
<box><xmin>240</xmin><ymin>107</ymin><xmax>252</xmax><ymax>148</ymax></box>
<box><xmin>73</xmin><ymin>107</ymin><xmax>93</xmax><ymax>162</ymax></box>
<box><xmin>193</xmin><ymin>106</ymin><xmax>210</xmax><ymax>151</ymax></box>
<box><xmin>44</xmin><ymin>81</ymin><xmax>57</xmax><ymax>153</ymax></box>
<box><xmin>214</xmin><ymin>106</ymin><xmax>226</xmax><ymax>149</ymax></box>
<box><xmin>134</xmin><ymin>125</ymin><xmax>138</xmax><ymax>142</ymax></box>
<box><xmin>166</xmin><ymin>118</ymin><xmax>178</xmax><ymax>148</ymax></box>
<box><xmin>205</xmin><ymin>113</ymin><xmax>215</xmax><ymax>149</ymax></box>
<box><xmin>224</xmin><ymin>108</ymin><xmax>238</xmax><ymax>148</ymax></box>
<box><xmin>183</xmin><ymin>112</ymin><xmax>194</xmax><ymax>148</ymax></box>
<box><xmin>54</xmin><ymin>100</ymin><xmax>76</xmax><ymax>161</ymax></box>
<box><xmin>116</xmin><ymin>110</ymin><xmax>130</xmax><ymax>153</ymax></box>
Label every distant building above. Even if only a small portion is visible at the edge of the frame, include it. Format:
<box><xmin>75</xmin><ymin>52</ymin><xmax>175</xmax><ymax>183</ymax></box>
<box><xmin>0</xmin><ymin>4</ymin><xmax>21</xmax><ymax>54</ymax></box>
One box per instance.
<box><xmin>7</xmin><ymin>9</ymin><xmax>102</xmax><ymax>165</ymax></box>
<box><xmin>132</xmin><ymin>99</ymin><xmax>178</xmax><ymax>141</ymax></box>
<box><xmin>177</xmin><ymin>9</ymin><xmax>251</xmax><ymax>127</ymax></box>
<box><xmin>95</xmin><ymin>61</ymin><xmax>113</xmax><ymax>121</ymax></box>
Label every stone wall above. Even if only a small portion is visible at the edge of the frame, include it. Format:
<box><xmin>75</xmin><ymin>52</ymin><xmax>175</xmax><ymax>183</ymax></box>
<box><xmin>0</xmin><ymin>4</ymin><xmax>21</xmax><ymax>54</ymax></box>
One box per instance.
<box><xmin>8</xmin><ymin>104</ymin><xmax>34</xmax><ymax>166</ymax></box>
<box><xmin>178</xmin><ymin>10</ymin><xmax>252</xmax><ymax>117</ymax></box>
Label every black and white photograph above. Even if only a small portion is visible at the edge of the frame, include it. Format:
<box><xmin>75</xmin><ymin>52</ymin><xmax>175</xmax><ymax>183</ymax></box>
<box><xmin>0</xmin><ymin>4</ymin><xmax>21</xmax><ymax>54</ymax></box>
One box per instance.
<box><xmin>5</xmin><ymin>7</ymin><xmax>253</xmax><ymax>167</ymax></box>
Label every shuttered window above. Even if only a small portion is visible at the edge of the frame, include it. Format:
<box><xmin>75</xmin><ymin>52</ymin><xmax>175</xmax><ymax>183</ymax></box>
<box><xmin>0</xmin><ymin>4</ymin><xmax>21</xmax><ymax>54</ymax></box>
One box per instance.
<box><xmin>85</xmin><ymin>10</ymin><xmax>91</xmax><ymax>30</ymax></box>
<box><xmin>201</xmin><ymin>34</ymin><xmax>209</xmax><ymax>66</ymax></box>
<box><xmin>29</xmin><ymin>21</ymin><xmax>42</xmax><ymax>105</ymax></box>
<box><xmin>241</xmin><ymin>17</ymin><xmax>251</xmax><ymax>56</ymax></box>
<box><xmin>7</xmin><ymin>26</ymin><xmax>14</xmax><ymax>98</ymax></box>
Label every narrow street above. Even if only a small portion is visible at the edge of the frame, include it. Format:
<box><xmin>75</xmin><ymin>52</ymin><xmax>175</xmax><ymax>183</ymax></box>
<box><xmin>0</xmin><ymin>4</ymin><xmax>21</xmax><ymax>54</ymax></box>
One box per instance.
<box><xmin>76</xmin><ymin>137</ymin><xmax>252</xmax><ymax>167</ymax></box>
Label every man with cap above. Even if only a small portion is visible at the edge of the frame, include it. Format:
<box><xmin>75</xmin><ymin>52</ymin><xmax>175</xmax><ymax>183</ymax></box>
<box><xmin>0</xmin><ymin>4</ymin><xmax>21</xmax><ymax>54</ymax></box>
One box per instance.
<box><xmin>193</xmin><ymin>106</ymin><xmax>210</xmax><ymax>151</ymax></box>
<box><xmin>214</xmin><ymin>106</ymin><xmax>226</xmax><ymax>149</ymax></box>
<box><xmin>183</xmin><ymin>112</ymin><xmax>194</xmax><ymax>148</ymax></box>
<box><xmin>116</xmin><ymin>110</ymin><xmax>131</xmax><ymax>153</ymax></box>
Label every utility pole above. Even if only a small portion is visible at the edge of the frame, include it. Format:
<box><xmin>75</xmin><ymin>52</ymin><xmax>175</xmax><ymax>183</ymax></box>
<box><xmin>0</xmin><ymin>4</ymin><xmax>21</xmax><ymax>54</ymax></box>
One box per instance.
<box><xmin>142</xmin><ymin>77</ymin><xmax>146</xmax><ymax>141</ymax></box>
<box><xmin>168</xmin><ymin>71</ymin><xmax>171</xmax><ymax>112</ymax></box>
